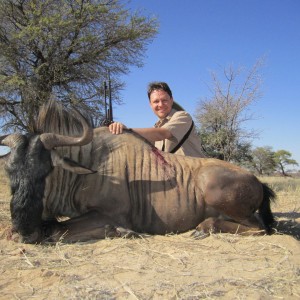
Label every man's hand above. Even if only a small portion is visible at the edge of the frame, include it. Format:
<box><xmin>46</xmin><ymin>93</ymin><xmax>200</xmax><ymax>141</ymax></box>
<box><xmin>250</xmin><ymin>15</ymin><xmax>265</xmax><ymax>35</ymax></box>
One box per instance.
<box><xmin>109</xmin><ymin>122</ymin><xmax>127</xmax><ymax>134</ymax></box>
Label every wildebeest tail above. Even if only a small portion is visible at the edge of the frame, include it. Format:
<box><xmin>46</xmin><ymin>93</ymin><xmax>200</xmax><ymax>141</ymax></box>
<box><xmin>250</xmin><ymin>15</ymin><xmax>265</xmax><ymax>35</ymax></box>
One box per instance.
<box><xmin>258</xmin><ymin>183</ymin><xmax>276</xmax><ymax>234</ymax></box>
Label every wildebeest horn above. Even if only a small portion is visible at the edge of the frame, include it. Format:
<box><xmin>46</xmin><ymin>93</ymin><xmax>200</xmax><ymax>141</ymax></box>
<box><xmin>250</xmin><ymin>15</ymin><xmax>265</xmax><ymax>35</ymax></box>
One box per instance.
<box><xmin>0</xmin><ymin>135</ymin><xmax>8</xmax><ymax>145</ymax></box>
<box><xmin>40</xmin><ymin>109</ymin><xmax>93</xmax><ymax>150</ymax></box>
<box><xmin>0</xmin><ymin>134</ymin><xmax>23</xmax><ymax>148</ymax></box>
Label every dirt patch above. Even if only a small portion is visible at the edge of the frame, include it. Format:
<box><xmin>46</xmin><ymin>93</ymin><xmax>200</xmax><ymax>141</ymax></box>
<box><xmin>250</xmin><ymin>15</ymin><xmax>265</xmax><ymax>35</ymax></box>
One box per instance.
<box><xmin>0</xmin><ymin>177</ymin><xmax>299</xmax><ymax>299</ymax></box>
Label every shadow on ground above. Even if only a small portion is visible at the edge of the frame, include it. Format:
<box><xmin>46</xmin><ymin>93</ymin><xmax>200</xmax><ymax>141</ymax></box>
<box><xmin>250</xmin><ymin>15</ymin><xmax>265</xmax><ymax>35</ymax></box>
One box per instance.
<box><xmin>274</xmin><ymin>212</ymin><xmax>300</xmax><ymax>241</ymax></box>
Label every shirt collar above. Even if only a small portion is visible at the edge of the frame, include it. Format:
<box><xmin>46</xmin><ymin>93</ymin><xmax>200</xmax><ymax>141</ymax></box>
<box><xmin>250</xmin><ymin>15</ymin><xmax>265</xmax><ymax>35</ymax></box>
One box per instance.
<box><xmin>154</xmin><ymin>109</ymin><xmax>176</xmax><ymax>127</ymax></box>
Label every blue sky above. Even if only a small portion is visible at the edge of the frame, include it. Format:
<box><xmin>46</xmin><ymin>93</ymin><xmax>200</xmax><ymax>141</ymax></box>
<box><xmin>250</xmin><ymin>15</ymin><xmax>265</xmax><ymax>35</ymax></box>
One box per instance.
<box><xmin>114</xmin><ymin>0</ymin><xmax>300</xmax><ymax>169</ymax></box>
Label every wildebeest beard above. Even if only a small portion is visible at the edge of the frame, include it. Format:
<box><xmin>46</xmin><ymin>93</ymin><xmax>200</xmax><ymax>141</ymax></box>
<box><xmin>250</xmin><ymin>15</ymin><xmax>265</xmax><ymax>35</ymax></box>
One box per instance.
<box><xmin>7</xmin><ymin>135</ymin><xmax>53</xmax><ymax>242</ymax></box>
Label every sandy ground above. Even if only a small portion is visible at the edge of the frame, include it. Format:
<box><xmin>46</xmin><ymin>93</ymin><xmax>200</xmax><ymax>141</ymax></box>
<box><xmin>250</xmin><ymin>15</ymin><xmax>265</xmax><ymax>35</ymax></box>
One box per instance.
<box><xmin>0</xmin><ymin>179</ymin><xmax>299</xmax><ymax>299</ymax></box>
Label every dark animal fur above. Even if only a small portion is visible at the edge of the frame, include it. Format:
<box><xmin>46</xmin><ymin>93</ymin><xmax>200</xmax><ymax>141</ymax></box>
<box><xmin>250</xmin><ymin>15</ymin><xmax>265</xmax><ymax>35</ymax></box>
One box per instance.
<box><xmin>7</xmin><ymin>136</ymin><xmax>52</xmax><ymax>242</ymax></box>
<box><xmin>259</xmin><ymin>183</ymin><xmax>276</xmax><ymax>234</ymax></box>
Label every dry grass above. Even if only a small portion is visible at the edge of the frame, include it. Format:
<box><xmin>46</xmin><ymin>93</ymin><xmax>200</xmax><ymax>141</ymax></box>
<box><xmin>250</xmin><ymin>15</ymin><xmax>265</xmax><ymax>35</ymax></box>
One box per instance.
<box><xmin>260</xmin><ymin>176</ymin><xmax>300</xmax><ymax>240</ymax></box>
<box><xmin>261</xmin><ymin>176</ymin><xmax>300</xmax><ymax>193</ymax></box>
<box><xmin>0</xmin><ymin>165</ymin><xmax>299</xmax><ymax>299</ymax></box>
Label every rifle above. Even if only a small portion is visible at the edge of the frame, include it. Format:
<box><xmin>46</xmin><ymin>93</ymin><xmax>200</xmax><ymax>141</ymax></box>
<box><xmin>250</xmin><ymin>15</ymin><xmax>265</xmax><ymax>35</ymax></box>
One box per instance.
<box><xmin>101</xmin><ymin>74</ymin><xmax>114</xmax><ymax>126</ymax></box>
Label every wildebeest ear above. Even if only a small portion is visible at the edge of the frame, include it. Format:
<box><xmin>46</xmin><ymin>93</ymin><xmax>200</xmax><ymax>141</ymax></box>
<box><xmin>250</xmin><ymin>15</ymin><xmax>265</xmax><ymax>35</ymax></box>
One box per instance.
<box><xmin>51</xmin><ymin>151</ymin><xmax>96</xmax><ymax>175</ymax></box>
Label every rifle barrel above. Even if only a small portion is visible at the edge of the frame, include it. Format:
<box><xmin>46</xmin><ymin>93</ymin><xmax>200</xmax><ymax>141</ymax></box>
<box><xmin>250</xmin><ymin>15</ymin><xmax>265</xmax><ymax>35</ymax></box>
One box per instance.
<box><xmin>108</xmin><ymin>76</ymin><xmax>113</xmax><ymax>123</ymax></box>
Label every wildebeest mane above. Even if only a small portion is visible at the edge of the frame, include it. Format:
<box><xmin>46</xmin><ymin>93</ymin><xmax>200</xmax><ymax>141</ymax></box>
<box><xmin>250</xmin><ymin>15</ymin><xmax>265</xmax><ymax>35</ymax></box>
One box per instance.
<box><xmin>35</xmin><ymin>100</ymin><xmax>94</xmax><ymax>136</ymax></box>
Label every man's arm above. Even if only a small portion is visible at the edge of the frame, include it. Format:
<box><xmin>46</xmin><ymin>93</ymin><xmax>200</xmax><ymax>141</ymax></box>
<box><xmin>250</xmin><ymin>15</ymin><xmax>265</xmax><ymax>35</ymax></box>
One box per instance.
<box><xmin>108</xmin><ymin>122</ymin><xmax>172</xmax><ymax>142</ymax></box>
<box><xmin>130</xmin><ymin>127</ymin><xmax>172</xmax><ymax>143</ymax></box>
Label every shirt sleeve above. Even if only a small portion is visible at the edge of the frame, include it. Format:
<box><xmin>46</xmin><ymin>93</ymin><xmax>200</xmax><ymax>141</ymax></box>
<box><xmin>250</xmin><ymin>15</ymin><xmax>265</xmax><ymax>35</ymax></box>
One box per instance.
<box><xmin>161</xmin><ymin>111</ymin><xmax>193</xmax><ymax>143</ymax></box>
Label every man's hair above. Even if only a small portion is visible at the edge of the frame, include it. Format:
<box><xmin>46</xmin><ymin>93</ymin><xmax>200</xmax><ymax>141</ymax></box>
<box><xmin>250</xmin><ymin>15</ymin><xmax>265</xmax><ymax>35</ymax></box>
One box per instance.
<box><xmin>147</xmin><ymin>82</ymin><xmax>173</xmax><ymax>99</ymax></box>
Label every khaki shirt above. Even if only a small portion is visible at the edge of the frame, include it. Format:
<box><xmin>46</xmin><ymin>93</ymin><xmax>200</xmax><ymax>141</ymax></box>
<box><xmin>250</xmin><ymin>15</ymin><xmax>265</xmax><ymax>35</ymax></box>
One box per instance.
<box><xmin>154</xmin><ymin>109</ymin><xmax>206</xmax><ymax>158</ymax></box>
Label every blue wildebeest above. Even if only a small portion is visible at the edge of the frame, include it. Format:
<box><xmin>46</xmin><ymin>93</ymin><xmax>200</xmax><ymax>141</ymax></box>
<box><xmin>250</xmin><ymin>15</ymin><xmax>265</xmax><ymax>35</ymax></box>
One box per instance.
<box><xmin>0</xmin><ymin>100</ymin><xmax>275</xmax><ymax>243</ymax></box>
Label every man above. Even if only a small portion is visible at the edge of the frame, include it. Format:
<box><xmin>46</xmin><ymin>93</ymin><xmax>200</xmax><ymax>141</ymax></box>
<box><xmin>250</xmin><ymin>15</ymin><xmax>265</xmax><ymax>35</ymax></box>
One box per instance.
<box><xmin>109</xmin><ymin>82</ymin><xmax>206</xmax><ymax>157</ymax></box>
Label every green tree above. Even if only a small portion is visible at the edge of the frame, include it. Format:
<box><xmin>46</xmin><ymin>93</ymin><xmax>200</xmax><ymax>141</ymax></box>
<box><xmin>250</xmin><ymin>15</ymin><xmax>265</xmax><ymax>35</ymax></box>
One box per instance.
<box><xmin>195</xmin><ymin>60</ymin><xmax>264</xmax><ymax>162</ymax></box>
<box><xmin>250</xmin><ymin>146</ymin><xmax>276</xmax><ymax>175</ymax></box>
<box><xmin>0</xmin><ymin>0</ymin><xmax>158</xmax><ymax>131</ymax></box>
<box><xmin>273</xmin><ymin>150</ymin><xmax>298</xmax><ymax>176</ymax></box>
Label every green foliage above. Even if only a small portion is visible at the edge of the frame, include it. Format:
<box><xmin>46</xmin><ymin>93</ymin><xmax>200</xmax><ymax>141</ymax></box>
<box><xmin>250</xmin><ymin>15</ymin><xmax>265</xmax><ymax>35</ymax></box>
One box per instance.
<box><xmin>0</xmin><ymin>0</ymin><xmax>158</xmax><ymax>131</ymax></box>
<box><xmin>199</xmin><ymin>128</ymin><xmax>252</xmax><ymax>163</ymax></box>
<box><xmin>273</xmin><ymin>150</ymin><xmax>299</xmax><ymax>176</ymax></box>
<box><xmin>248</xmin><ymin>147</ymin><xmax>298</xmax><ymax>176</ymax></box>
<box><xmin>195</xmin><ymin>60</ymin><xmax>263</xmax><ymax>162</ymax></box>
<box><xmin>249</xmin><ymin>146</ymin><xmax>276</xmax><ymax>175</ymax></box>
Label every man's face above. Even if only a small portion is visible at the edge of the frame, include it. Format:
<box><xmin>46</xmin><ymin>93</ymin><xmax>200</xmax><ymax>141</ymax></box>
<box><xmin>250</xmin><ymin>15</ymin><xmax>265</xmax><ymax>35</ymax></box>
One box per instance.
<box><xmin>149</xmin><ymin>89</ymin><xmax>173</xmax><ymax>119</ymax></box>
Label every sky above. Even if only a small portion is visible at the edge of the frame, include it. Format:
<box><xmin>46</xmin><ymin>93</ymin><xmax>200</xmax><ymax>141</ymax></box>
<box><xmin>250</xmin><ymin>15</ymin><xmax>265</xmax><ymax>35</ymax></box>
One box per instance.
<box><xmin>113</xmin><ymin>0</ymin><xmax>300</xmax><ymax>169</ymax></box>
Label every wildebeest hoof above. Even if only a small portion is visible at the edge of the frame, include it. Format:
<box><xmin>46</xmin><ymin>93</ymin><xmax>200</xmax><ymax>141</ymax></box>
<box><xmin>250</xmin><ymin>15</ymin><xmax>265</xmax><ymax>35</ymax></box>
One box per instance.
<box><xmin>22</xmin><ymin>230</ymin><xmax>42</xmax><ymax>244</ymax></box>
<box><xmin>115</xmin><ymin>227</ymin><xmax>141</xmax><ymax>238</ymax></box>
<box><xmin>7</xmin><ymin>229</ymin><xmax>41</xmax><ymax>244</ymax></box>
<box><xmin>191</xmin><ymin>229</ymin><xmax>210</xmax><ymax>240</ymax></box>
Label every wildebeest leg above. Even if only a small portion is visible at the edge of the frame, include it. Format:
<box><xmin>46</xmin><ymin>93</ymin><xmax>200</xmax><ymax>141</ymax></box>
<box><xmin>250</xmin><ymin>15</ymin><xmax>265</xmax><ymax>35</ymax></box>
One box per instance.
<box><xmin>44</xmin><ymin>211</ymin><xmax>138</xmax><ymax>243</ymax></box>
<box><xmin>192</xmin><ymin>216</ymin><xmax>264</xmax><ymax>239</ymax></box>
